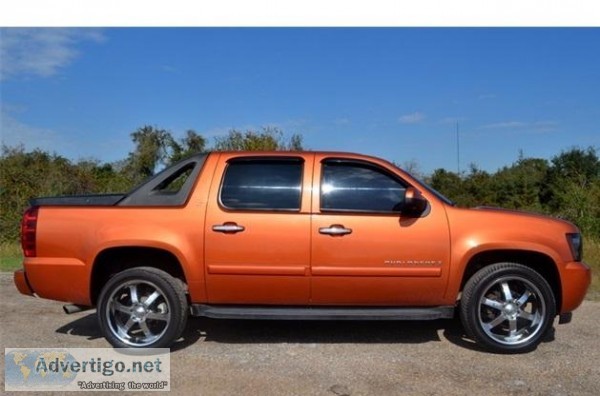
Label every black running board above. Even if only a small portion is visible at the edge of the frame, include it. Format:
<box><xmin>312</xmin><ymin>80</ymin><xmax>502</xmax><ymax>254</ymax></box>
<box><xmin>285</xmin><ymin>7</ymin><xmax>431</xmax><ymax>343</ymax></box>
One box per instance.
<box><xmin>190</xmin><ymin>304</ymin><xmax>455</xmax><ymax>321</ymax></box>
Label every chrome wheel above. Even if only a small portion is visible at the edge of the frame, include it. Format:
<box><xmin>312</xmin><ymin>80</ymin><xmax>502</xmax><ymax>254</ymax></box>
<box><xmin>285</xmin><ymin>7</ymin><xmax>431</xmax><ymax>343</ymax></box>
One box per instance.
<box><xmin>105</xmin><ymin>280</ymin><xmax>171</xmax><ymax>347</ymax></box>
<box><xmin>461</xmin><ymin>263</ymin><xmax>556</xmax><ymax>353</ymax></box>
<box><xmin>477</xmin><ymin>275</ymin><xmax>546</xmax><ymax>346</ymax></box>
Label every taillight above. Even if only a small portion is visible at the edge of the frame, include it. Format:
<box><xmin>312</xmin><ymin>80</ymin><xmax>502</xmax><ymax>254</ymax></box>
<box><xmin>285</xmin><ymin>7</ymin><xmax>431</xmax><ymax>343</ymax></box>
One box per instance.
<box><xmin>21</xmin><ymin>206</ymin><xmax>39</xmax><ymax>257</ymax></box>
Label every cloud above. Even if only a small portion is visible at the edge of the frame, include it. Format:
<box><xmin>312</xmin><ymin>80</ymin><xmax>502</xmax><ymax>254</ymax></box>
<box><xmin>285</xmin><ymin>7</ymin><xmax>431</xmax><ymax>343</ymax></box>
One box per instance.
<box><xmin>0</xmin><ymin>105</ymin><xmax>62</xmax><ymax>152</ymax></box>
<box><xmin>159</xmin><ymin>64</ymin><xmax>179</xmax><ymax>73</ymax></box>
<box><xmin>333</xmin><ymin>118</ymin><xmax>350</xmax><ymax>126</ymax></box>
<box><xmin>481</xmin><ymin>121</ymin><xmax>528</xmax><ymax>129</ymax></box>
<box><xmin>1</xmin><ymin>104</ymin><xmax>117</xmax><ymax>161</ymax></box>
<box><xmin>398</xmin><ymin>112</ymin><xmax>425</xmax><ymax>124</ymax></box>
<box><xmin>530</xmin><ymin>121</ymin><xmax>559</xmax><ymax>133</ymax></box>
<box><xmin>479</xmin><ymin>120</ymin><xmax>558</xmax><ymax>133</ymax></box>
<box><xmin>439</xmin><ymin>116</ymin><xmax>467</xmax><ymax>125</ymax></box>
<box><xmin>0</xmin><ymin>28</ymin><xmax>105</xmax><ymax>80</ymax></box>
<box><xmin>478</xmin><ymin>93</ymin><xmax>497</xmax><ymax>100</ymax></box>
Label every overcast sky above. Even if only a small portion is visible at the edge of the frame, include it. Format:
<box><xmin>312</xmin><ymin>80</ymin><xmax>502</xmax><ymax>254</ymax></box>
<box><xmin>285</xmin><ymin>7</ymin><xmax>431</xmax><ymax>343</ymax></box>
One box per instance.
<box><xmin>1</xmin><ymin>28</ymin><xmax>599</xmax><ymax>174</ymax></box>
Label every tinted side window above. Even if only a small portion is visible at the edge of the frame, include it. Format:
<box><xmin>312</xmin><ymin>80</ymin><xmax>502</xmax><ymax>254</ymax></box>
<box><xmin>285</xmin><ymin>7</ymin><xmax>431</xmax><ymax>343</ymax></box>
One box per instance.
<box><xmin>220</xmin><ymin>159</ymin><xmax>303</xmax><ymax>210</ymax></box>
<box><xmin>119</xmin><ymin>155</ymin><xmax>207</xmax><ymax>206</ymax></box>
<box><xmin>321</xmin><ymin>160</ymin><xmax>406</xmax><ymax>212</ymax></box>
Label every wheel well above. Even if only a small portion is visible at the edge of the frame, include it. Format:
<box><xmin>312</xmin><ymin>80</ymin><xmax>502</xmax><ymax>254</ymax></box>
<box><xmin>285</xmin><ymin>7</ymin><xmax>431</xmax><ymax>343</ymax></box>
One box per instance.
<box><xmin>90</xmin><ymin>247</ymin><xmax>187</xmax><ymax>305</ymax></box>
<box><xmin>461</xmin><ymin>250</ymin><xmax>562</xmax><ymax>311</ymax></box>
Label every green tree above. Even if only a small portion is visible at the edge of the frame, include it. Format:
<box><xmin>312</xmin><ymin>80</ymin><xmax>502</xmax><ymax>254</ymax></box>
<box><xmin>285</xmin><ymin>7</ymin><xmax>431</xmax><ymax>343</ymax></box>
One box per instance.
<box><xmin>428</xmin><ymin>169</ymin><xmax>464</xmax><ymax>204</ymax></box>
<box><xmin>542</xmin><ymin>147</ymin><xmax>600</xmax><ymax>235</ymax></box>
<box><xmin>0</xmin><ymin>146</ymin><xmax>77</xmax><ymax>241</ymax></box>
<box><xmin>124</xmin><ymin>125</ymin><xmax>175</xmax><ymax>183</ymax></box>
<box><xmin>554</xmin><ymin>180</ymin><xmax>600</xmax><ymax>236</ymax></box>
<box><xmin>461</xmin><ymin>164</ymin><xmax>494</xmax><ymax>207</ymax></box>
<box><xmin>492</xmin><ymin>157</ymin><xmax>549</xmax><ymax>210</ymax></box>
<box><xmin>213</xmin><ymin>127</ymin><xmax>303</xmax><ymax>151</ymax></box>
<box><xmin>542</xmin><ymin>147</ymin><xmax>600</xmax><ymax>208</ymax></box>
<box><xmin>169</xmin><ymin>129</ymin><xmax>207</xmax><ymax>164</ymax></box>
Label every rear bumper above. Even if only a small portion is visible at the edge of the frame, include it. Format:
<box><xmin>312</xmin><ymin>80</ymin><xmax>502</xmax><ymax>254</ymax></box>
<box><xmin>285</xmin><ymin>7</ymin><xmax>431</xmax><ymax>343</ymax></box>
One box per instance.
<box><xmin>13</xmin><ymin>269</ymin><xmax>34</xmax><ymax>296</ymax></box>
<box><xmin>560</xmin><ymin>261</ymin><xmax>591</xmax><ymax>313</ymax></box>
<box><xmin>19</xmin><ymin>257</ymin><xmax>91</xmax><ymax>306</ymax></box>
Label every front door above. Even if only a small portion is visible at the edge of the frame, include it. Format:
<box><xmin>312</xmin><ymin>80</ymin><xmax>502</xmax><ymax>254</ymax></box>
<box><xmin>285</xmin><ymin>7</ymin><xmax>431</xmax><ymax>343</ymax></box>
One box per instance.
<box><xmin>310</xmin><ymin>155</ymin><xmax>451</xmax><ymax>305</ymax></box>
<box><xmin>204</xmin><ymin>153</ymin><xmax>313</xmax><ymax>304</ymax></box>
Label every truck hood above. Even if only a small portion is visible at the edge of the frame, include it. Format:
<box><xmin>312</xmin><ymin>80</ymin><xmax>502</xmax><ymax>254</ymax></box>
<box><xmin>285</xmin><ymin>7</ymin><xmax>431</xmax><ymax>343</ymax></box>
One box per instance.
<box><xmin>468</xmin><ymin>205</ymin><xmax>579</xmax><ymax>232</ymax></box>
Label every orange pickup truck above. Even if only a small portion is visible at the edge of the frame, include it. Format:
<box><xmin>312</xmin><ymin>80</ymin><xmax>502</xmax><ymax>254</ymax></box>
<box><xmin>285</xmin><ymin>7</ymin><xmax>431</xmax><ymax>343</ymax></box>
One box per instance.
<box><xmin>14</xmin><ymin>151</ymin><xmax>590</xmax><ymax>352</ymax></box>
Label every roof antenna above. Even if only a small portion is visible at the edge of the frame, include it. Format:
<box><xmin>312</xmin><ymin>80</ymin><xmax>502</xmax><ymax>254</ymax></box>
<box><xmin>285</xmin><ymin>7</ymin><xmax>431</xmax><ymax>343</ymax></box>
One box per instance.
<box><xmin>456</xmin><ymin>122</ymin><xmax>461</xmax><ymax>175</ymax></box>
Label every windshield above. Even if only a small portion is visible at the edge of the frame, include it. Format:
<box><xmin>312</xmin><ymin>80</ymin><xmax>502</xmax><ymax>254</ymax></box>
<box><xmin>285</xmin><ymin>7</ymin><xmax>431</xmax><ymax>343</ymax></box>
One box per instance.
<box><xmin>419</xmin><ymin>180</ymin><xmax>456</xmax><ymax>206</ymax></box>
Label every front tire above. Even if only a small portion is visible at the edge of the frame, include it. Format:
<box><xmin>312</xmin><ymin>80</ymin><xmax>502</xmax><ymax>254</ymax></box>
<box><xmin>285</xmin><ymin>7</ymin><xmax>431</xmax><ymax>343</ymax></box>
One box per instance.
<box><xmin>97</xmin><ymin>267</ymin><xmax>188</xmax><ymax>348</ymax></box>
<box><xmin>460</xmin><ymin>263</ymin><xmax>556</xmax><ymax>353</ymax></box>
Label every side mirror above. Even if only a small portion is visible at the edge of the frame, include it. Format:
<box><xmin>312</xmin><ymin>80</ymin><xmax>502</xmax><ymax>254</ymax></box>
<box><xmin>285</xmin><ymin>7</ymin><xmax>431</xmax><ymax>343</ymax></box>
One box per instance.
<box><xmin>398</xmin><ymin>187</ymin><xmax>428</xmax><ymax>216</ymax></box>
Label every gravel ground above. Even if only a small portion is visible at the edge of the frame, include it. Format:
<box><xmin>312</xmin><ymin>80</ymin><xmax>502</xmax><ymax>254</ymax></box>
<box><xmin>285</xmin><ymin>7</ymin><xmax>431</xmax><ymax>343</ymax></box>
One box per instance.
<box><xmin>1</xmin><ymin>273</ymin><xmax>599</xmax><ymax>395</ymax></box>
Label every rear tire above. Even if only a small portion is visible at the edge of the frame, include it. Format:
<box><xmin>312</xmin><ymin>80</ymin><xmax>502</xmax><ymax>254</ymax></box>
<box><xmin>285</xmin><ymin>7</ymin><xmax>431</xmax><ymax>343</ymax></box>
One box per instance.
<box><xmin>97</xmin><ymin>267</ymin><xmax>188</xmax><ymax>348</ymax></box>
<box><xmin>460</xmin><ymin>263</ymin><xmax>555</xmax><ymax>353</ymax></box>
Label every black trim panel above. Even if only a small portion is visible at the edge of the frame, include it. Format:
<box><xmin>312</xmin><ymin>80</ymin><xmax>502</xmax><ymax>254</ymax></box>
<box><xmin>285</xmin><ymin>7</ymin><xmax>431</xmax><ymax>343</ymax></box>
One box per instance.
<box><xmin>190</xmin><ymin>304</ymin><xmax>455</xmax><ymax>320</ymax></box>
<box><xmin>30</xmin><ymin>194</ymin><xmax>125</xmax><ymax>207</ymax></box>
<box><xmin>119</xmin><ymin>154</ymin><xmax>207</xmax><ymax>206</ymax></box>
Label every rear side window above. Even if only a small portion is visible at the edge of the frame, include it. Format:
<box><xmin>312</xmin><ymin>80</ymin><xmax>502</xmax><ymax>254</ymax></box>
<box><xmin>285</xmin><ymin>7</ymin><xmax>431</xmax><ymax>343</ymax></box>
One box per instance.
<box><xmin>321</xmin><ymin>160</ymin><xmax>407</xmax><ymax>212</ymax></box>
<box><xmin>220</xmin><ymin>158</ymin><xmax>303</xmax><ymax>211</ymax></box>
<box><xmin>118</xmin><ymin>155</ymin><xmax>207</xmax><ymax>206</ymax></box>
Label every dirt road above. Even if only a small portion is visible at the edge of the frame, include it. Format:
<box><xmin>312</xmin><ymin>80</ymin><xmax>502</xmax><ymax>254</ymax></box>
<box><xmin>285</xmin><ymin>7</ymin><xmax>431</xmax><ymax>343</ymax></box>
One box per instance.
<box><xmin>1</xmin><ymin>273</ymin><xmax>599</xmax><ymax>395</ymax></box>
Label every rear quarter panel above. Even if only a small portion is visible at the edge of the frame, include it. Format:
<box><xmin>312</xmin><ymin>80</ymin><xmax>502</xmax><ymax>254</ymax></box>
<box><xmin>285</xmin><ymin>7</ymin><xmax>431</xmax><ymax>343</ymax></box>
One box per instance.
<box><xmin>26</xmin><ymin>154</ymin><xmax>219</xmax><ymax>305</ymax></box>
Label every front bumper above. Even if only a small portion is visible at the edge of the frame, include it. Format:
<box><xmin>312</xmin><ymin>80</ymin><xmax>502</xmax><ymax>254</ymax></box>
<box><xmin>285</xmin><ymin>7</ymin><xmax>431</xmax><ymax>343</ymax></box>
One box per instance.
<box><xmin>560</xmin><ymin>261</ymin><xmax>592</xmax><ymax>313</ymax></box>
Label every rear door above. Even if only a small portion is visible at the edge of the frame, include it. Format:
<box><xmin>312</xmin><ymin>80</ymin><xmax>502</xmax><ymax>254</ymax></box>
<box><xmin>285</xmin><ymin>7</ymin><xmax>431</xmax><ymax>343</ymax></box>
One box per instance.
<box><xmin>204</xmin><ymin>153</ymin><xmax>313</xmax><ymax>304</ymax></box>
<box><xmin>310</xmin><ymin>155</ymin><xmax>451</xmax><ymax>305</ymax></box>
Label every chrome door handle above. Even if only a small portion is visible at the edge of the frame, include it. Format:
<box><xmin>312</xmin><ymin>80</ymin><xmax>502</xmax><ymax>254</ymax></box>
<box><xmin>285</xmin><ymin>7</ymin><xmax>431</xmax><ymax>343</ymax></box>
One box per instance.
<box><xmin>319</xmin><ymin>225</ymin><xmax>352</xmax><ymax>236</ymax></box>
<box><xmin>212</xmin><ymin>223</ymin><xmax>245</xmax><ymax>233</ymax></box>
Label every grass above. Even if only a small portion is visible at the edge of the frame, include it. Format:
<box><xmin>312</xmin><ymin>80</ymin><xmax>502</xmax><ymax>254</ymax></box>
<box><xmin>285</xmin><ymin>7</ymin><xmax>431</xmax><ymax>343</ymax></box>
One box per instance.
<box><xmin>0</xmin><ymin>242</ymin><xmax>22</xmax><ymax>272</ymax></box>
<box><xmin>1</xmin><ymin>238</ymin><xmax>599</xmax><ymax>299</ymax></box>
<box><xmin>583</xmin><ymin>238</ymin><xmax>600</xmax><ymax>301</ymax></box>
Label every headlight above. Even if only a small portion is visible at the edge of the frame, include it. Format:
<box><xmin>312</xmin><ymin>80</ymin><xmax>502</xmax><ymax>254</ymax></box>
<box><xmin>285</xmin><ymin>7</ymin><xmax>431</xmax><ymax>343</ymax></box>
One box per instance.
<box><xmin>566</xmin><ymin>233</ymin><xmax>583</xmax><ymax>262</ymax></box>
